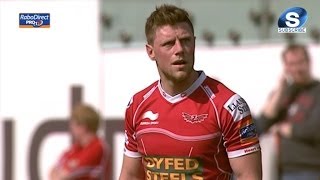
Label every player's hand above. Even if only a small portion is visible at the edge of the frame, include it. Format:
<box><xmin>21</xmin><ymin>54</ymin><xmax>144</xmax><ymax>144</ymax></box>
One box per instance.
<box><xmin>261</xmin><ymin>74</ymin><xmax>287</xmax><ymax>119</ymax></box>
<box><xmin>270</xmin><ymin>122</ymin><xmax>292</xmax><ymax>138</ymax></box>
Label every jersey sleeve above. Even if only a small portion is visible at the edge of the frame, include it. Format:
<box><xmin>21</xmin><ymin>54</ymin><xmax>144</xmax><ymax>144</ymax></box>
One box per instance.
<box><xmin>221</xmin><ymin>94</ymin><xmax>260</xmax><ymax>158</ymax></box>
<box><xmin>124</xmin><ymin>96</ymin><xmax>142</xmax><ymax>158</ymax></box>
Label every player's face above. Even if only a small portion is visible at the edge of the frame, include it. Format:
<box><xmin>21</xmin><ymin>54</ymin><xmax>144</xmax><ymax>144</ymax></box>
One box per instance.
<box><xmin>146</xmin><ymin>22</ymin><xmax>196</xmax><ymax>83</ymax></box>
<box><xmin>283</xmin><ymin>49</ymin><xmax>311</xmax><ymax>85</ymax></box>
<box><xmin>69</xmin><ymin>120</ymin><xmax>86</xmax><ymax>142</ymax></box>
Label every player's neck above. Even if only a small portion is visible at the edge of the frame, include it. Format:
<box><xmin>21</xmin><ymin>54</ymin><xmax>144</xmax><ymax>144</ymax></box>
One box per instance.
<box><xmin>161</xmin><ymin>70</ymin><xmax>199</xmax><ymax>96</ymax></box>
<box><xmin>79</xmin><ymin>133</ymin><xmax>96</xmax><ymax>147</ymax></box>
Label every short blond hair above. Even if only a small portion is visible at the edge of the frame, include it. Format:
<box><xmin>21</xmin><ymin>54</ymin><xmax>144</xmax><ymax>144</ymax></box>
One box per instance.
<box><xmin>71</xmin><ymin>104</ymin><xmax>100</xmax><ymax>133</ymax></box>
<box><xmin>145</xmin><ymin>4</ymin><xmax>194</xmax><ymax>44</ymax></box>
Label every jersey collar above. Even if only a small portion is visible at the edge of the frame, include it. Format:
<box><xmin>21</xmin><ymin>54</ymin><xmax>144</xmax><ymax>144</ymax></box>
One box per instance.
<box><xmin>158</xmin><ymin>71</ymin><xmax>206</xmax><ymax>104</ymax></box>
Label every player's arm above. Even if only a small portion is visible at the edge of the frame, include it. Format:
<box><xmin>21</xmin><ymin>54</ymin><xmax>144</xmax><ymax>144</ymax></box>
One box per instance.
<box><xmin>50</xmin><ymin>142</ymin><xmax>104</xmax><ymax>180</ymax></box>
<box><xmin>277</xmin><ymin>94</ymin><xmax>320</xmax><ymax>142</ymax></box>
<box><xmin>221</xmin><ymin>94</ymin><xmax>262</xmax><ymax>180</ymax></box>
<box><xmin>119</xmin><ymin>155</ymin><xmax>145</xmax><ymax>180</ymax></box>
<box><xmin>229</xmin><ymin>151</ymin><xmax>262</xmax><ymax>180</ymax></box>
<box><xmin>120</xmin><ymin>96</ymin><xmax>144</xmax><ymax>179</ymax></box>
<box><xmin>49</xmin><ymin>167</ymin><xmax>58</xmax><ymax>180</ymax></box>
<box><xmin>49</xmin><ymin>152</ymin><xmax>70</xmax><ymax>180</ymax></box>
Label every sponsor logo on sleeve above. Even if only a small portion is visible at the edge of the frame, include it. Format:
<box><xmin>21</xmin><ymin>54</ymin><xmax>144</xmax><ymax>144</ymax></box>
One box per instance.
<box><xmin>240</xmin><ymin>123</ymin><xmax>258</xmax><ymax>142</ymax></box>
<box><xmin>244</xmin><ymin>146</ymin><xmax>260</xmax><ymax>154</ymax></box>
<box><xmin>224</xmin><ymin>94</ymin><xmax>251</xmax><ymax>122</ymax></box>
<box><xmin>144</xmin><ymin>156</ymin><xmax>203</xmax><ymax>180</ymax></box>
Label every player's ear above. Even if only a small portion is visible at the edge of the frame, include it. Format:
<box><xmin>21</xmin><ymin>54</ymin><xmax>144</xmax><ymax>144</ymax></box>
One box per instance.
<box><xmin>146</xmin><ymin>44</ymin><xmax>155</xmax><ymax>61</ymax></box>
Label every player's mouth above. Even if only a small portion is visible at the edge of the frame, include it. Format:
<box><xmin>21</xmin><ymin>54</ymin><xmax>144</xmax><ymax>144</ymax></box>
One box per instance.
<box><xmin>172</xmin><ymin>59</ymin><xmax>187</xmax><ymax>66</ymax></box>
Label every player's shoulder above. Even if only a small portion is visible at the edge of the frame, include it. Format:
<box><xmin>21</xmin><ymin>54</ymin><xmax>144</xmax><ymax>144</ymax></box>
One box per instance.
<box><xmin>203</xmin><ymin>76</ymin><xmax>235</xmax><ymax>100</ymax></box>
<box><xmin>312</xmin><ymin>80</ymin><xmax>320</xmax><ymax>89</ymax></box>
<box><xmin>84</xmin><ymin>137</ymin><xmax>105</xmax><ymax>156</ymax></box>
<box><xmin>90</xmin><ymin>137</ymin><xmax>104</xmax><ymax>149</ymax></box>
<box><xmin>309</xmin><ymin>80</ymin><xmax>320</xmax><ymax>98</ymax></box>
<box><xmin>128</xmin><ymin>80</ymin><xmax>158</xmax><ymax>107</ymax></box>
<box><xmin>204</xmin><ymin>76</ymin><xmax>251</xmax><ymax>120</ymax></box>
<box><xmin>203</xmin><ymin>76</ymin><xmax>250</xmax><ymax>111</ymax></box>
<box><xmin>133</xmin><ymin>80</ymin><xmax>158</xmax><ymax>100</ymax></box>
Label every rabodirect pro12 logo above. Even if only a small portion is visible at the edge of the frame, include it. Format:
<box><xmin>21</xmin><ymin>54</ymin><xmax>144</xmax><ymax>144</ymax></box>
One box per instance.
<box><xmin>19</xmin><ymin>13</ymin><xmax>50</xmax><ymax>28</ymax></box>
<box><xmin>278</xmin><ymin>7</ymin><xmax>307</xmax><ymax>33</ymax></box>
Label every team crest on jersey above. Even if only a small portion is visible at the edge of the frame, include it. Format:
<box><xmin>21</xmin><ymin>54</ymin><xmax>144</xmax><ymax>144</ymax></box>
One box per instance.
<box><xmin>182</xmin><ymin>112</ymin><xmax>208</xmax><ymax>124</ymax></box>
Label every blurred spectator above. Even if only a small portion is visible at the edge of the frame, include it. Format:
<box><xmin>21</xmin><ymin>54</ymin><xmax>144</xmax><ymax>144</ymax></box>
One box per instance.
<box><xmin>255</xmin><ymin>44</ymin><xmax>320</xmax><ymax>180</ymax></box>
<box><xmin>49</xmin><ymin>104</ymin><xmax>111</xmax><ymax>180</ymax></box>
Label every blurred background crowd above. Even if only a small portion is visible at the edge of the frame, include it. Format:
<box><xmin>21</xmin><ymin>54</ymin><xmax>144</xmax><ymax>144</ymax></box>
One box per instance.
<box><xmin>100</xmin><ymin>0</ymin><xmax>320</xmax><ymax>48</ymax></box>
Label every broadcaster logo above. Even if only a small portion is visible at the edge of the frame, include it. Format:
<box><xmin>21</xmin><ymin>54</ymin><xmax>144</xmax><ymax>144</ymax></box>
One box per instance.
<box><xmin>278</xmin><ymin>7</ymin><xmax>307</xmax><ymax>33</ymax></box>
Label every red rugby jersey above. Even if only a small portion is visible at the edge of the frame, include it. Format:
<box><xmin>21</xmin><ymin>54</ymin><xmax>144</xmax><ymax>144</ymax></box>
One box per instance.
<box><xmin>57</xmin><ymin>136</ymin><xmax>111</xmax><ymax>180</ymax></box>
<box><xmin>124</xmin><ymin>71</ymin><xmax>260</xmax><ymax>180</ymax></box>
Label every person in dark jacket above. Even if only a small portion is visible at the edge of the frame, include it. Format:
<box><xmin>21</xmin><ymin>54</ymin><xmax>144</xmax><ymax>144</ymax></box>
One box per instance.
<box><xmin>255</xmin><ymin>44</ymin><xmax>320</xmax><ymax>180</ymax></box>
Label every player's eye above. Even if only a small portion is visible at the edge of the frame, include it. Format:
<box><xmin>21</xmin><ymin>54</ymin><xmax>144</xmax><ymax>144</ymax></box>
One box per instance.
<box><xmin>162</xmin><ymin>40</ymin><xmax>175</xmax><ymax>47</ymax></box>
<box><xmin>180</xmin><ymin>37</ymin><xmax>191</xmax><ymax>45</ymax></box>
